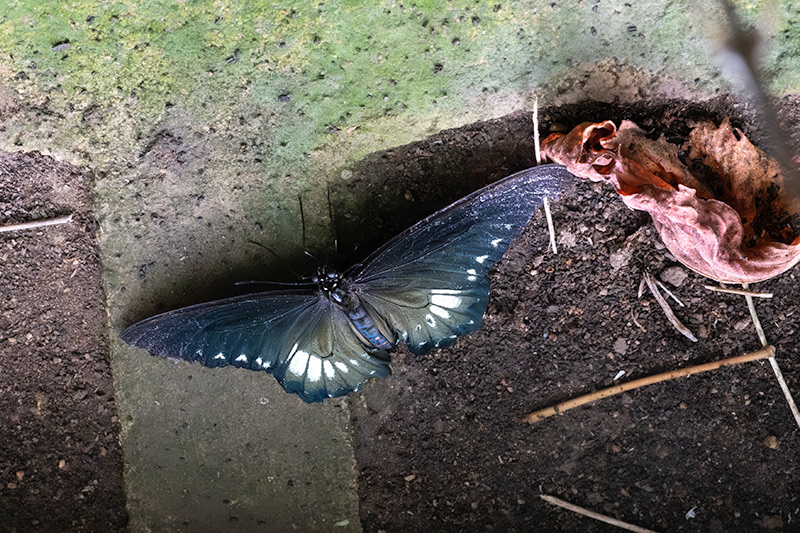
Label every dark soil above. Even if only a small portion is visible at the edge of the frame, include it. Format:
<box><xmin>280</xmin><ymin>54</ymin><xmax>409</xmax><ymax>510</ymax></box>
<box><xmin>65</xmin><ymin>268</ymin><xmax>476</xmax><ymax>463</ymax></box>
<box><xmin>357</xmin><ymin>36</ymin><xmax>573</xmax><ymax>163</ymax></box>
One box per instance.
<box><xmin>0</xmin><ymin>152</ymin><xmax>127</xmax><ymax>532</ymax></box>
<box><xmin>350</xmin><ymin>100</ymin><xmax>800</xmax><ymax>532</ymax></box>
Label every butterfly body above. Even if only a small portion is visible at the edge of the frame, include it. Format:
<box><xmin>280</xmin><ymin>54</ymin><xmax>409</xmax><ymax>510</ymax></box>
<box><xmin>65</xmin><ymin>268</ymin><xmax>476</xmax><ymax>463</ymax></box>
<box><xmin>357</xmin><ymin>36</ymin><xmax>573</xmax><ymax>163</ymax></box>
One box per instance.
<box><xmin>314</xmin><ymin>267</ymin><xmax>395</xmax><ymax>350</ymax></box>
<box><xmin>121</xmin><ymin>164</ymin><xmax>573</xmax><ymax>402</ymax></box>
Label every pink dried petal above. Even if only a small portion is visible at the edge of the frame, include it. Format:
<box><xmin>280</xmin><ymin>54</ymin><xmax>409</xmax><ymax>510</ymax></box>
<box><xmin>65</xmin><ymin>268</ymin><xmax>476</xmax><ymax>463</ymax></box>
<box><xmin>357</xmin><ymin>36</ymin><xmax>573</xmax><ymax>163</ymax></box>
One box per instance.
<box><xmin>542</xmin><ymin>120</ymin><xmax>800</xmax><ymax>283</ymax></box>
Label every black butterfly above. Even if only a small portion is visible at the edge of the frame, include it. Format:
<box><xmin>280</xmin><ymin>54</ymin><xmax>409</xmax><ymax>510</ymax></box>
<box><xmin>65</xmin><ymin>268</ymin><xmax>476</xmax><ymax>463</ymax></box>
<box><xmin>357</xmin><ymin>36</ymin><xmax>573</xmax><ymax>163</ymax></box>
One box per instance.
<box><xmin>120</xmin><ymin>164</ymin><xmax>572</xmax><ymax>402</ymax></box>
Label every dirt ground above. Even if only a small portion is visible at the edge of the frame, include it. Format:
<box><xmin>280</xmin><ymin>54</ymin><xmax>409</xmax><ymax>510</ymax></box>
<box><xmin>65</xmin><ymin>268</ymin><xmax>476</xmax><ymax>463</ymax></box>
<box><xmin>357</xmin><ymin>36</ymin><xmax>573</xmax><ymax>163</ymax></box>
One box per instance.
<box><xmin>0</xmin><ymin>152</ymin><xmax>127</xmax><ymax>532</ymax></box>
<box><xmin>350</xmin><ymin>99</ymin><xmax>800</xmax><ymax>532</ymax></box>
<box><xmin>2</xmin><ymin>97</ymin><xmax>799</xmax><ymax>533</ymax></box>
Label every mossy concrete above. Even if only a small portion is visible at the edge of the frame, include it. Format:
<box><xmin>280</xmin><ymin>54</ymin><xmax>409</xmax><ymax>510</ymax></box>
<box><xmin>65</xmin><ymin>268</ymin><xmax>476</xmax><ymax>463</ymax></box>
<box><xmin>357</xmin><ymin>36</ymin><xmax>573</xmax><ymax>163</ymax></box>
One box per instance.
<box><xmin>1</xmin><ymin>0</ymin><xmax>799</xmax><ymax>531</ymax></box>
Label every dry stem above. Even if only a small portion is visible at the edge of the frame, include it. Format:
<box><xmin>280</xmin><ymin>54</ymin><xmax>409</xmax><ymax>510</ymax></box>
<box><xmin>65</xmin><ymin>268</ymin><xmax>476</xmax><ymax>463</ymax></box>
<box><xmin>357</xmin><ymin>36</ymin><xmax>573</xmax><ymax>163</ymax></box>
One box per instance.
<box><xmin>742</xmin><ymin>283</ymin><xmax>800</xmax><ymax>428</ymax></box>
<box><xmin>644</xmin><ymin>272</ymin><xmax>697</xmax><ymax>342</ymax></box>
<box><xmin>540</xmin><ymin>494</ymin><xmax>658</xmax><ymax>533</ymax></box>
<box><xmin>532</xmin><ymin>97</ymin><xmax>541</xmax><ymax>165</ymax></box>
<box><xmin>532</xmin><ymin>97</ymin><xmax>557</xmax><ymax>254</ymax></box>
<box><xmin>525</xmin><ymin>345</ymin><xmax>775</xmax><ymax>423</ymax></box>
<box><xmin>0</xmin><ymin>215</ymin><xmax>73</xmax><ymax>233</ymax></box>
<box><xmin>704</xmin><ymin>285</ymin><xmax>773</xmax><ymax>298</ymax></box>
<box><xmin>544</xmin><ymin>197</ymin><xmax>557</xmax><ymax>254</ymax></box>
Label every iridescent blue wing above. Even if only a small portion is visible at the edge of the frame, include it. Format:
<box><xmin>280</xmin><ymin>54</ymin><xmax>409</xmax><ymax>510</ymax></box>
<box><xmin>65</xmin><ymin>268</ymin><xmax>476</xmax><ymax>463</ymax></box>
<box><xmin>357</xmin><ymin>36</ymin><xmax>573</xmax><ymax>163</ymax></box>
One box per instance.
<box><xmin>119</xmin><ymin>291</ymin><xmax>391</xmax><ymax>402</ymax></box>
<box><xmin>352</xmin><ymin>164</ymin><xmax>572</xmax><ymax>354</ymax></box>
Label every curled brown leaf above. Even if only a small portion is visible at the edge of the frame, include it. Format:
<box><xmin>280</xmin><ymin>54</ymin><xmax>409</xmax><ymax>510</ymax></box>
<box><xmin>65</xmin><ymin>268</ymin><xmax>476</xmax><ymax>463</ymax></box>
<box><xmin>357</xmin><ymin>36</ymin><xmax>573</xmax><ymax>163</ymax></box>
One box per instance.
<box><xmin>542</xmin><ymin>119</ymin><xmax>800</xmax><ymax>283</ymax></box>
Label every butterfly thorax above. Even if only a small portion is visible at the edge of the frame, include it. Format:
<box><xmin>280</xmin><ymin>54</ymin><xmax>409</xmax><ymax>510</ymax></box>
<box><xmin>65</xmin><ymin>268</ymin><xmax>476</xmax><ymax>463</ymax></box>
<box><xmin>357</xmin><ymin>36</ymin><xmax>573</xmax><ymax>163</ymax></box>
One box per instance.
<box><xmin>313</xmin><ymin>266</ymin><xmax>393</xmax><ymax>351</ymax></box>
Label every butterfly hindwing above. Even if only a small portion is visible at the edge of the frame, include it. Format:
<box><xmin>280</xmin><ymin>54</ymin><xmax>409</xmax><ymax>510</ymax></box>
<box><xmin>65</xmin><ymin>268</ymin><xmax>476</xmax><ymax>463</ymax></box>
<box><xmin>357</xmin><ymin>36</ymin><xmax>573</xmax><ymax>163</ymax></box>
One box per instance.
<box><xmin>119</xmin><ymin>291</ymin><xmax>391</xmax><ymax>402</ymax></box>
<box><xmin>352</xmin><ymin>164</ymin><xmax>572</xmax><ymax>354</ymax></box>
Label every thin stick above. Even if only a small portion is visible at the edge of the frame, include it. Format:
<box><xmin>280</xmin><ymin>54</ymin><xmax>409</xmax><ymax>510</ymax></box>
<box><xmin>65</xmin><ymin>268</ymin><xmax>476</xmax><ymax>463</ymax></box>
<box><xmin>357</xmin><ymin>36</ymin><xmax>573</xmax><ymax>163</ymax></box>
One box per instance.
<box><xmin>644</xmin><ymin>272</ymin><xmax>697</xmax><ymax>342</ymax></box>
<box><xmin>630</xmin><ymin>309</ymin><xmax>647</xmax><ymax>333</ymax></box>
<box><xmin>0</xmin><ymin>214</ymin><xmax>73</xmax><ymax>233</ymax></box>
<box><xmin>525</xmin><ymin>345</ymin><xmax>775</xmax><ymax>422</ymax></box>
<box><xmin>655</xmin><ymin>279</ymin><xmax>684</xmax><ymax>307</ymax></box>
<box><xmin>544</xmin><ymin>197</ymin><xmax>557</xmax><ymax>254</ymax></box>
<box><xmin>704</xmin><ymin>285</ymin><xmax>773</xmax><ymax>298</ymax></box>
<box><xmin>540</xmin><ymin>494</ymin><xmax>658</xmax><ymax>533</ymax></box>
<box><xmin>532</xmin><ymin>97</ymin><xmax>541</xmax><ymax>165</ymax></box>
<box><xmin>742</xmin><ymin>283</ymin><xmax>800</xmax><ymax>428</ymax></box>
<box><xmin>533</xmin><ymin>97</ymin><xmax>556</xmax><ymax>254</ymax></box>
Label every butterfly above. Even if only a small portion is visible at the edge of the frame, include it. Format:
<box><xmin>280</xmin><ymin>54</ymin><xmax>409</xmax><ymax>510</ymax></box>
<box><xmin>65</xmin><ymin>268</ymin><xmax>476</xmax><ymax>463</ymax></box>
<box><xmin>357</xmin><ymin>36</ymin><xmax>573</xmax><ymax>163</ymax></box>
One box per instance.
<box><xmin>120</xmin><ymin>164</ymin><xmax>573</xmax><ymax>402</ymax></box>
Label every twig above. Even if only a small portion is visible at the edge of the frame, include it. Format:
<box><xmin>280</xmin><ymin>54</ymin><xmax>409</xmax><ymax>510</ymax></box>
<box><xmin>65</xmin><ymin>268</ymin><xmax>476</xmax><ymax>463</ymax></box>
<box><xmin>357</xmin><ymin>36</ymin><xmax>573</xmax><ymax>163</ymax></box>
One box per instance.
<box><xmin>533</xmin><ymin>97</ymin><xmax>557</xmax><ymax>254</ymax></box>
<box><xmin>742</xmin><ymin>283</ymin><xmax>800</xmax><ymax>428</ymax></box>
<box><xmin>533</xmin><ymin>97</ymin><xmax>541</xmax><ymax>165</ymax></box>
<box><xmin>655</xmin><ymin>279</ymin><xmax>684</xmax><ymax>307</ymax></box>
<box><xmin>643</xmin><ymin>272</ymin><xmax>697</xmax><ymax>342</ymax></box>
<box><xmin>525</xmin><ymin>345</ymin><xmax>775</xmax><ymax>423</ymax></box>
<box><xmin>544</xmin><ymin>197</ymin><xmax>557</xmax><ymax>254</ymax></box>
<box><xmin>0</xmin><ymin>214</ymin><xmax>73</xmax><ymax>233</ymax></box>
<box><xmin>540</xmin><ymin>494</ymin><xmax>658</xmax><ymax>533</ymax></box>
<box><xmin>630</xmin><ymin>309</ymin><xmax>647</xmax><ymax>333</ymax></box>
<box><xmin>704</xmin><ymin>285</ymin><xmax>773</xmax><ymax>298</ymax></box>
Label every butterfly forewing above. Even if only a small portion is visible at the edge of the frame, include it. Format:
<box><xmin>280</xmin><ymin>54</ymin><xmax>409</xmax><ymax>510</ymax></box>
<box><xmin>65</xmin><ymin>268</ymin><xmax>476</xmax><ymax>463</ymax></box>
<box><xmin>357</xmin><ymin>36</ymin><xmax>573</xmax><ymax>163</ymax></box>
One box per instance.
<box><xmin>352</xmin><ymin>164</ymin><xmax>572</xmax><ymax>354</ymax></box>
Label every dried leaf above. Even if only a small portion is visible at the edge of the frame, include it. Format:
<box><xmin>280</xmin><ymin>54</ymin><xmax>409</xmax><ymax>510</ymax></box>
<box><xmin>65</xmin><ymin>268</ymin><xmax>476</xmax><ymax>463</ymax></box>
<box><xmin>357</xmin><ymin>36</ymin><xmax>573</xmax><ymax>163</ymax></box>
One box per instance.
<box><xmin>542</xmin><ymin>119</ymin><xmax>800</xmax><ymax>283</ymax></box>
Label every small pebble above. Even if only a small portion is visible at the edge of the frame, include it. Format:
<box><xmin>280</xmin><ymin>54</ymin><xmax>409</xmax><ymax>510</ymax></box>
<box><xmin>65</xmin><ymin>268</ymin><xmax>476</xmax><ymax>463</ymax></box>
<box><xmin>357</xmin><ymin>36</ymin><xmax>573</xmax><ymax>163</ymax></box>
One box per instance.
<box><xmin>660</xmin><ymin>266</ymin><xmax>688</xmax><ymax>287</ymax></box>
<box><xmin>764</xmin><ymin>435</ymin><xmax>780</xmax><ymax>450</ymax></box>
<box><xmin>613</xmin><ymin>337</ymin><xmax>628</xmax><ymax>355</ymax></box>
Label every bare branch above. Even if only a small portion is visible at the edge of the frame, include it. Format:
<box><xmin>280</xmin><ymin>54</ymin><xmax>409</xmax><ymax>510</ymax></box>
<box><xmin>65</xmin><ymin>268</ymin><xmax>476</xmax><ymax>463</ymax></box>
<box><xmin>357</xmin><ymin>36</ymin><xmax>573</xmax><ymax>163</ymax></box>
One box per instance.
<box><xmin>0</xmin><ymin>215</ymin><xmax>74</xmax><ymax>233</ymax></box>
<box><xmin>704</xmin><ymin>285</ymin><xmax>773</xmax><ymax>298</ymax></box>
<box><xmin>644</xmin><ymin>272</ymin><xmax>697</xmax><ymax>342</ymax></box>
<box><xmin>540</xmin><ymin>494</ymin><xmax>658</xmax><ymax>533</ymax></box>
<box><xmin>525</xmin><ymin>345</ymin><xmax>775</xmax><ymax>423</ymax></box>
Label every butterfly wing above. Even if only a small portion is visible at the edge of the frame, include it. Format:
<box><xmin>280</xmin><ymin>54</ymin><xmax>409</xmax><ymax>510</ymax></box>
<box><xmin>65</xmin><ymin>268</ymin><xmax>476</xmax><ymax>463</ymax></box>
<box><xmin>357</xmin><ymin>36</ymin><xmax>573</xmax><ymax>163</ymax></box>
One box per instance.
<box><xmin>352</xmin><ymin>164</ymin><xmax>572</xmax><ymax>354</ymax></box>
<box><xmin>119</xmin><ymin>291</ymin><xmax>391</xmax><ymax>402</ymax></box>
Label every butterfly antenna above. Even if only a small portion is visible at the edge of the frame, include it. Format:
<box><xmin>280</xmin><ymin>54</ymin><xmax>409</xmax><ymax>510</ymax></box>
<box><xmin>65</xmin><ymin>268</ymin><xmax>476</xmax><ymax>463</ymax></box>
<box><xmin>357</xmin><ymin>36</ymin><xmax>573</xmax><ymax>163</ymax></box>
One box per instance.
<box><xmin>247</xmin><ymin>239</ymin><xmax>305</xmax><ymax>280</ymax></box>
<box><xmin>327</xmin><ymin>183</ymin><xmax>339</xmax><ymax>258</ymax></box>
<box><xmin>298</xmin><ymin>195</ymin><xmax>321</xmax><ymax>267</ymax></box>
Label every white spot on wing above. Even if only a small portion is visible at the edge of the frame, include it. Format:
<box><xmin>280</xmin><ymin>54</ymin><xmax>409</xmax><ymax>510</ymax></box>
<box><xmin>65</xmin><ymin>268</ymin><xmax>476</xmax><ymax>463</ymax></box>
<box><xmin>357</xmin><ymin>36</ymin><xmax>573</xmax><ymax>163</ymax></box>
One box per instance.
<box><xmin>475</xmin><ymin>255</ymin><xmax>489</xmax><ymax>264</ymax></box>
<box><xmin>334</xmin><ymin>361</ymin><xmax>349</xmax><ymax>373</ymax></box>
<box><xmin>431</xmin><ymin>294</ymin><xmax>463</xmax><ymax>309</ymax></box>
<box><xmin>306</xmin><ymin>355</ymin><xmax>322</xmax><ymax>382</ymax></box>
<box><xmin>214</xmin><ymin>353</ymin><xmax>226</xmax><ymax>360</ymax></box>
<box><xmin>235</xmin><ymin>354</ymin><xmax>248</xmax><ymax>363</ymax></box>
<box><xmin>466</xmin><ymin>268</ymin><xmax>478</xmax><ymax>281</ymax></box>
<box><xmin>491</xmin><ymin>238</ymin><xmax>502</xmax><ymax>247</ymax></box>
<box><xmin>255</xmin><ymin>357</ymin><xmax>263</xmax><ymax>366</ymax></box>
<box><xmin>429</xmin><ymin>305</ymin><xmax>451</xmax><ymax>319</ymax></box>
<box><xmin>504</xmin><ymin>224</ymin><xmax>512</xmax><ymax>230</ymax></box>
<box><xmin>323</xmin><ymin>360</ymin><xmax>335</xmax><ymax>379</ymax></box>
<box><xmin>288</xmin><ymin>350</ymin><xmax>309</xmax><ymax>377</ymax></box>
<box><xmin>425</xmin><ymin>313</ymin><xmax>436</xmax><ymax>327</ymax></box>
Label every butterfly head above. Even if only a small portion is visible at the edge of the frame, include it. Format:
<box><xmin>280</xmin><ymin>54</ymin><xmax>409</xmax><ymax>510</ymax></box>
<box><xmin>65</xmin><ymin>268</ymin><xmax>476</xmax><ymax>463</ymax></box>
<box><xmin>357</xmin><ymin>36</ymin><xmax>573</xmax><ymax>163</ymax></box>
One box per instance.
<box><xmin>312</xmin><ymin>266</ymin><xmax>343</xmax><ymax>295</ymax></box>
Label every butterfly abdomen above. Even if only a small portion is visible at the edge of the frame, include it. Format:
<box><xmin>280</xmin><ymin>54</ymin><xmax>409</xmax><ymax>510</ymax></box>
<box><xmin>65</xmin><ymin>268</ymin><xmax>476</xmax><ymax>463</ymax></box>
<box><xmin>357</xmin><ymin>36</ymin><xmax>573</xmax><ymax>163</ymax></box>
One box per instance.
<box><xmin>346</xmin><ymin>304</ymin><xmax>394</xmax><ymax>350</ymax></box>
<box><xmin>329</xmin><ymin>280</ymin><xmax>394</xmax><ymax>351</ymax></box>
